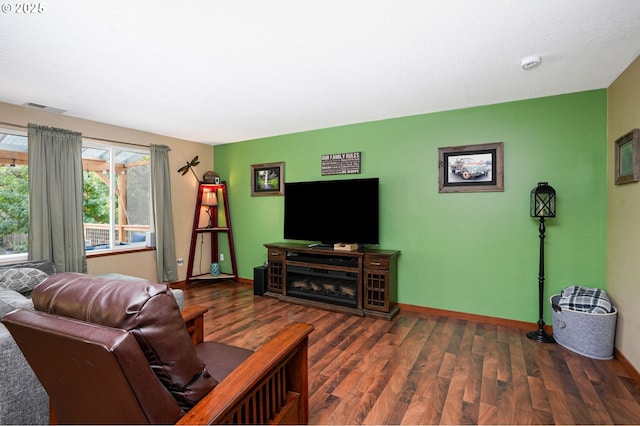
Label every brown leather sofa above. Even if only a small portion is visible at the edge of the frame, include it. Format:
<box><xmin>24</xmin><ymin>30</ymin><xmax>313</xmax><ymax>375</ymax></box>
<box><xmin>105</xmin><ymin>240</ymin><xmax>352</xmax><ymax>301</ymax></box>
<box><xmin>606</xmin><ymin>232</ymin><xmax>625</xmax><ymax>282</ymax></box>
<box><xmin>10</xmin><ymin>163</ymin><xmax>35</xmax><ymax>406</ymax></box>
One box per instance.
<box><xmin>3</xmin><ymin>272</ymin><xmax>313</xmax><ymax>424</ymax></box>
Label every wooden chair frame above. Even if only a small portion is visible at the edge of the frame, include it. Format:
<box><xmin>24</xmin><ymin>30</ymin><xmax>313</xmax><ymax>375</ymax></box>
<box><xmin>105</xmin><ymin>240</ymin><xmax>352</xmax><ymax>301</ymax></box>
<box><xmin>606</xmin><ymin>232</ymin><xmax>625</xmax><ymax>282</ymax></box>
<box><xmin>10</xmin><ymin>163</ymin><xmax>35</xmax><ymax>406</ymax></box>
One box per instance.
<box><xmin>181</xmin><ymin>306</ymin><xmax>313</xmax><ymax>424</ymax></box>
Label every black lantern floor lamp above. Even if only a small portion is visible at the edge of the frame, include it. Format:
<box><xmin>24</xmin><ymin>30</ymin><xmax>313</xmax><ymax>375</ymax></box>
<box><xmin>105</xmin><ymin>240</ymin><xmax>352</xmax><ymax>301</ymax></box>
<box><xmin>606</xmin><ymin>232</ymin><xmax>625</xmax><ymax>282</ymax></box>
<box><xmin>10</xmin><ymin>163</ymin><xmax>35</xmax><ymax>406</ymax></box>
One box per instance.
<box><xmin>528</xmin><ymin>182</ymin><xmax>556</xmax><ymax>343</ymax></box>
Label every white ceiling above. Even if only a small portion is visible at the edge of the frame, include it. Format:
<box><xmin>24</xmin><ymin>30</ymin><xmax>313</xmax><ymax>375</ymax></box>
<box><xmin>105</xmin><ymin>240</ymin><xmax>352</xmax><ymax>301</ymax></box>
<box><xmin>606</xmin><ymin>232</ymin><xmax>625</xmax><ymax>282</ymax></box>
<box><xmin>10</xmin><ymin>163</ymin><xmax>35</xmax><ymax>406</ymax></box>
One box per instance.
<box><xmin>1</xmin><ymin>1</ymin><xmax>640</xmax><ymax>144</ymax></box>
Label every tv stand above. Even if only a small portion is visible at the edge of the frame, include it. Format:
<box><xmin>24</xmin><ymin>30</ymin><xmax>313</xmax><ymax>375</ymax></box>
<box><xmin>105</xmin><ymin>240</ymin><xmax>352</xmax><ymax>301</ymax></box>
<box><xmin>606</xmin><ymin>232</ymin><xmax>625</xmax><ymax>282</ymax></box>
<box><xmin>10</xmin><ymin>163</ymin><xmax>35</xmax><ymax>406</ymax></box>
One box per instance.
<box><xmin>264</xmin><ymin>242</ymin><xmax>400</xmax><ymax>319</ymax></box>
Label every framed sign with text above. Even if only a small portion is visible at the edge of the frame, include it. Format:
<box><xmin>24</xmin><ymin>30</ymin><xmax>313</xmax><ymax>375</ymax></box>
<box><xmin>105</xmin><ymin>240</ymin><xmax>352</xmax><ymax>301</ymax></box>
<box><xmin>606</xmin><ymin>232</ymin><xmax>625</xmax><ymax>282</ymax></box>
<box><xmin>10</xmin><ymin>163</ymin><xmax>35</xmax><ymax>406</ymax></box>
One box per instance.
<box><xmin>321</xmin><ymin>152</ymin><xmax>361</xmax><ymax>176</ymax></box>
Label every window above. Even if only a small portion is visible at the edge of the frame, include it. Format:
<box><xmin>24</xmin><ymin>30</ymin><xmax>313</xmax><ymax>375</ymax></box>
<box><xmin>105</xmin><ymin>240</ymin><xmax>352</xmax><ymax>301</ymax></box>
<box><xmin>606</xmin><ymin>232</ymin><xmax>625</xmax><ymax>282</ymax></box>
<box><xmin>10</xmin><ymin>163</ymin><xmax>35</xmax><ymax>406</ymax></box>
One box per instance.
<box><xmin>0</xmin><ymin>129</ymin><xmax>153</xmax><ymax>261</ymax></box>
<box><xmin>0</xmin><ymin>130</ymin><xmax>29</xmax><ymax>261</ymax></box>
<box><xmin>82</xmin><ymin>143</ymin><xmax>152</xmax><ymax>252</ymax></box>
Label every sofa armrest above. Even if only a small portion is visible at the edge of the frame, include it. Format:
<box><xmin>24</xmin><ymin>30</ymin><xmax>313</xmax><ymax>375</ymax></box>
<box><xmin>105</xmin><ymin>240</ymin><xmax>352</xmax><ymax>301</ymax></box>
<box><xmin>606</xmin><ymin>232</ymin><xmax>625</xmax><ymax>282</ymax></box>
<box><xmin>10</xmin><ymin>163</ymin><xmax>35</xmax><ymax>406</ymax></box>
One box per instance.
<box><xmin>0</xmin><ymin>324</ymin><xmax>49</xmax><ymax>425</ymax></box>
<box><xmin>181</xmin><ymin>305</ymin><xmax>208</xmax><ymax>346</ymax></box>
<box><xmin>177</xmin><ymin>322</ymin><xmax>314</xmax><ymax>425</ymax></box>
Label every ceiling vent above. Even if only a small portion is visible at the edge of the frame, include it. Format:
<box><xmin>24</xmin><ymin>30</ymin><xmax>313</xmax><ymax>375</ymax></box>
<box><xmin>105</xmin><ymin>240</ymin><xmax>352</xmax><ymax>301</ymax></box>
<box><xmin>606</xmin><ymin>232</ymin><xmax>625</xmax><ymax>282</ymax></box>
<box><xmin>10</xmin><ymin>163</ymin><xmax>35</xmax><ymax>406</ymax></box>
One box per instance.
<box><xmin>22</xmin><ymin>102</ymin><xmax>67</xmax><ymax>114</ymax></box>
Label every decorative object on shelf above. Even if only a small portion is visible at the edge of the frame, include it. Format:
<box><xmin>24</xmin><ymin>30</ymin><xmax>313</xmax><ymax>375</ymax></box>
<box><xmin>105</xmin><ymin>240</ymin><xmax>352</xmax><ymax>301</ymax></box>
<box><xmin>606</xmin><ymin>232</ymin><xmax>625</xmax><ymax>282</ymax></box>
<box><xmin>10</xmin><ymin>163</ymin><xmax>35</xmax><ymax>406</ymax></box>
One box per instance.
<box><xmin>202</xmin><ymin>170</ymin><xmax>220</xmax><ymax>184</ymax></box>
<box><xmin>251</xmin><ymin>162</ymin><xmax>284</xmax><ymax>196</ymax></box>
<box><xmin>210</xmin><ymin>262</ymin><xmax>221</xmax><ymax>276</ymax></box>
<box><xmin>334</xmin><ymin>242</ymin><xmax>359</xmax><ymax>251</ymax></box>
<box><xmin>177</xmin><ymin>155</ymin><xmax>200</xmax><ymax>182</ymax></box>
<box><xmin>321</xmin><ymin>151</ymin><xmax>361</xmax><ymax>176</ymax></box>
<box><xmin>614</xmin><ymin>128</ymin><xmax>640</xmax><ymax>185</ymax></box>
<box><xmin>528</xmin><ymin>182</ymin><xmax>556</xmax><ymax>343</ymax></box>
<box><xmin>202</xmin><ymin>189</ymin><xmax>218</xmax><ymax>228</ymax></box>
<box><xmin>438</xmin><ymin>142</ymin><xmax>504</xmax><ymax>193</ymax></box>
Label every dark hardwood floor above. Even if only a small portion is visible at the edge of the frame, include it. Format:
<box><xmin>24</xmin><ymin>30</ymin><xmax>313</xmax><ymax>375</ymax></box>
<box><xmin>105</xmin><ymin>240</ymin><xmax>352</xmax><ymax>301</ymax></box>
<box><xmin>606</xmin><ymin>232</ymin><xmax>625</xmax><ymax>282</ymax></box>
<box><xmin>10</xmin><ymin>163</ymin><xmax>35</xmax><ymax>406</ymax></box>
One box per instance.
<box><xmin>183</xmin><ymin>280</ymin><xmax>640</xmax><ymax>425</ymax></box>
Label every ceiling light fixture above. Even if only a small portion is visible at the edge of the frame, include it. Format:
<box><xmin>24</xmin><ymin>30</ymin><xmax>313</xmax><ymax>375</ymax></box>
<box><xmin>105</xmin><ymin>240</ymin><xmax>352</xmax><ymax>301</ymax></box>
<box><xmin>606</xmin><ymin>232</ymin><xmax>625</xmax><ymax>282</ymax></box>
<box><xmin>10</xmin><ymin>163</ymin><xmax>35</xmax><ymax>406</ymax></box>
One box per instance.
<box><xmin>521</xmin><ymin>55</ymin><xmax>542</xmax><ymax>70</ymax></box>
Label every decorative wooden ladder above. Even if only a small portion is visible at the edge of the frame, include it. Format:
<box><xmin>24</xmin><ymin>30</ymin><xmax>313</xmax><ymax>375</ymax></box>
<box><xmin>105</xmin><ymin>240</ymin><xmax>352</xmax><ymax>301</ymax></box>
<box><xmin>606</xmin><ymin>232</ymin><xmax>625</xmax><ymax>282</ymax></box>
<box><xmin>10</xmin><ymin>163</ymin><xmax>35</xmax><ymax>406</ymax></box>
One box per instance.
<box><xmin>186</xmin><ymin>181</ymin><xmax>238</xmax><ymax>285</ymax></box>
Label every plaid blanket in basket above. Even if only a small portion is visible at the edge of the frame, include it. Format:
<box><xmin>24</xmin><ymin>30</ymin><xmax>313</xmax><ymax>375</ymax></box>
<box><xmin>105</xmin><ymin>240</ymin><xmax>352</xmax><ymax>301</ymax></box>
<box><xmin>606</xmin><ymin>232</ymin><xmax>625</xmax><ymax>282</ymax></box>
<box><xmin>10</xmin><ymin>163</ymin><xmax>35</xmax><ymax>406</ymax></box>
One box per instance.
<box><xmin>559</xmin><ymin>285</ymin><xmax>613</xmax><ymax>314</ymax></box>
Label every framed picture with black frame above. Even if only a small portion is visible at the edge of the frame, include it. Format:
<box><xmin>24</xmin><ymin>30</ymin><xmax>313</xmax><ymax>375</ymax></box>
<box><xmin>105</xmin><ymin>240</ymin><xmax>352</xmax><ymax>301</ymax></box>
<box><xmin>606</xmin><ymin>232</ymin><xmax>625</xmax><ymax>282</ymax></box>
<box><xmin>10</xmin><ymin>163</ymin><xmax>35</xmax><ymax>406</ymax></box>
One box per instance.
<box><xmin>438</xmin><ymin>142</ymin><xmax>504</xmax><ymax>193</ymax></box>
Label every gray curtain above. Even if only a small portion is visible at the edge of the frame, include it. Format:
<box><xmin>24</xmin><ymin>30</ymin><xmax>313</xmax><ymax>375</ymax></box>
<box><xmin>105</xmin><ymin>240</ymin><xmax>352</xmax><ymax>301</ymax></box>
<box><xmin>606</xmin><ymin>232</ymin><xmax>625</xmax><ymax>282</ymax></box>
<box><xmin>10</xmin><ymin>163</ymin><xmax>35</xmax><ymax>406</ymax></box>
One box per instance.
<box><xmin>27</xmin><ymin>124</ymin><xmax>87</xmax><ymax>273</ymax></box>
<box><xmin>150</xmin><ymin>144</ymin><xmax>178</xmax><ymax>283</ymax></box>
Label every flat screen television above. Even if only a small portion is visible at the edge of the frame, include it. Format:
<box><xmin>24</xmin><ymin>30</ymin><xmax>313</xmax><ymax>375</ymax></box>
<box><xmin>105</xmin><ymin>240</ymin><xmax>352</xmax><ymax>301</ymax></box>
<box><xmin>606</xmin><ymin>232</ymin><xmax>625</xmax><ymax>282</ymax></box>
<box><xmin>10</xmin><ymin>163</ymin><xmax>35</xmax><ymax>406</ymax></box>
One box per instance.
<box><xmin>284</xmin><ymin>177</ymin><xmax>379</xmax><ymax>246</ymax></box>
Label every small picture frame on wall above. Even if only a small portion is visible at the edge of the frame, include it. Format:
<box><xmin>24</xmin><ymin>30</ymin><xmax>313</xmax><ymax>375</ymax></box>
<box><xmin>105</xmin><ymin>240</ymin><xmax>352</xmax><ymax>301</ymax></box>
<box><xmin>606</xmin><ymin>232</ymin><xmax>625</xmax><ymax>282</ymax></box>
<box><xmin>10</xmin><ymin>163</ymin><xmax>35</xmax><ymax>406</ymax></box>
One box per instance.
<box><xmin>438</xmin><ymin>142</ymin><xmax>504</xmax><ymax>193</ymax></box>
<box><xmin>251</xmin><ymin>162</ymin><xmax>284</xmax><ymax>196</ymax></box>
<box><xmin>614</xmin><ymin>129</ymin><xmax>640</xmax><ymax>185</ymax></box>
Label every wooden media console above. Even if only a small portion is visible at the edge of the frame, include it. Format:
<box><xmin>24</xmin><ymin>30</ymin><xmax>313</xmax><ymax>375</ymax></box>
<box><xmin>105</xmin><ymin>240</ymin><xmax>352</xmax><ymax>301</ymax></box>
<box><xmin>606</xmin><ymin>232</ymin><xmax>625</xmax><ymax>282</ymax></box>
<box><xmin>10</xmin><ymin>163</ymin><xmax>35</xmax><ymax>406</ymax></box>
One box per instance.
<box><xmin>264</xmin><ymin>242</ymin><xmax>400</xmax><ymax>319</ymax></box>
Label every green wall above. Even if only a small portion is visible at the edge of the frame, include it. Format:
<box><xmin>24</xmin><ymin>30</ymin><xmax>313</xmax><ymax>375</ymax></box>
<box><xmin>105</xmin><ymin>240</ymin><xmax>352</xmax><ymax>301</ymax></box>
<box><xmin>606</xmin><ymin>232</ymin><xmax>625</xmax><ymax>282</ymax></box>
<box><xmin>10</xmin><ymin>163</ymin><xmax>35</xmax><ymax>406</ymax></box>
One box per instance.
<box><xmin>213</xmin><ymin>90</ymin><xmax>607</xmax><ymax>323</ymax></box>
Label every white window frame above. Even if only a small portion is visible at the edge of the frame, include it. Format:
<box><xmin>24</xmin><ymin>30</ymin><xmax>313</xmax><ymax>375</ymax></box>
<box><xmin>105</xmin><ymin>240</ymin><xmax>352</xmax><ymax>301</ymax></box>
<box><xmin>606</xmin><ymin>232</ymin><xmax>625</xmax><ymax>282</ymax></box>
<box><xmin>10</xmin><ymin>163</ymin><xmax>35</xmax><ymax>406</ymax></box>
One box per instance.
<box><xmin>82</xmin><ymin>141</ymin><xmax>152</xmax><ymax>253</ymax></box>
<box><xmin>0</xmin><ymin>128</ymin><xmax>28</xmax><ymax>263</ymax></box>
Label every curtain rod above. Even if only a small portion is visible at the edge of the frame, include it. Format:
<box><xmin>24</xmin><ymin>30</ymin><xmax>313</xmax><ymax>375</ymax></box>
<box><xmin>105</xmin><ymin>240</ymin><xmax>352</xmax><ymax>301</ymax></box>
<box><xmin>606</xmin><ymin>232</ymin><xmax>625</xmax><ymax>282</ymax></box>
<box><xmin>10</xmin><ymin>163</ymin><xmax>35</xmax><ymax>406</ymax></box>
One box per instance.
<box><xmin>0</xmin><ymin>121</ymin><xmax>169</xmax><ymax>150</ymax></box>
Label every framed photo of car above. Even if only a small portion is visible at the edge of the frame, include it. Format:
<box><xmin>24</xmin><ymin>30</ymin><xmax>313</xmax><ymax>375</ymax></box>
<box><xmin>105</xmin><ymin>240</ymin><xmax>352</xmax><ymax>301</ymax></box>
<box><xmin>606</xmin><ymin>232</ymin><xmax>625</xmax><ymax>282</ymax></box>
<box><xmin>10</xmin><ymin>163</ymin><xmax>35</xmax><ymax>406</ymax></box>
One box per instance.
<box><xmin>438</xmin><ymin>142</ymin><xmax>504</xmax><ymax>193</ymax></box>
<box><xmin>614</xmin><ymin>129</ymin><xmax>640</xmax><ymax>185</ymax></box>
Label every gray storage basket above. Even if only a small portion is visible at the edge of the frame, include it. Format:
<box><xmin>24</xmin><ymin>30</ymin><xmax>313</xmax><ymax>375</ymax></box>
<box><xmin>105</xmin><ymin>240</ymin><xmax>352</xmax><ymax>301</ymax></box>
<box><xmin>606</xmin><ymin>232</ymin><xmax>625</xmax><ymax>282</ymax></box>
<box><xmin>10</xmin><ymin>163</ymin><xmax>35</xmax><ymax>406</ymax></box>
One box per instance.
<box><xmin>551</xmin><ymin>294</ymin><xmax>617</xmax><ymax>360</ymax></box>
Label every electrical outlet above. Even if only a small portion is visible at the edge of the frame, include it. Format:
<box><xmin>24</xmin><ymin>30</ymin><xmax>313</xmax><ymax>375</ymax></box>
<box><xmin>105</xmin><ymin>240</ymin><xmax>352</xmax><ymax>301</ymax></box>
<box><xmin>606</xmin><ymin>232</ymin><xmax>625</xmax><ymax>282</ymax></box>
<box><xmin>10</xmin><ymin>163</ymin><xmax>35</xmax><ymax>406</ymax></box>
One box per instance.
<box><xmin>219</xmin><ymin>253</ymin><xmax>224</xmax><ymax>262</ymax></box>
<box><xmin>177</xmin><ymin>258</ymin><xmax>184</xmax><ymax>266</ymax></box>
